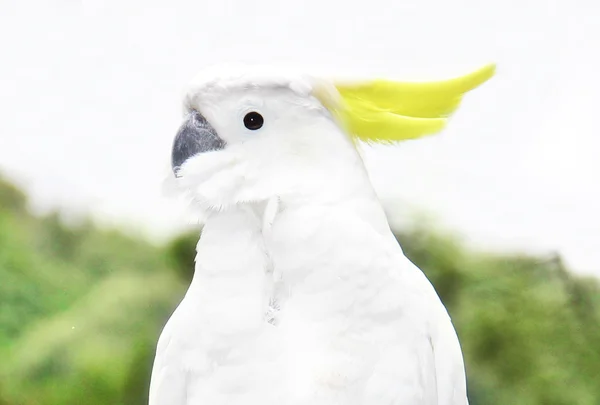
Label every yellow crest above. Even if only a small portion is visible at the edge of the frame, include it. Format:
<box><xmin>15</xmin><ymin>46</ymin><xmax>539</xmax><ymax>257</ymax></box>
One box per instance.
<box><xmin>318</xmin><ymin>64</ymin><xmax>495</xmax><ymax>143</ymax></box>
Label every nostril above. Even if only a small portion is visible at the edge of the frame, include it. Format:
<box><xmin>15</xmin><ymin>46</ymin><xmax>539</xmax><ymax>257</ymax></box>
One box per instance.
<box><xmin>190</xmin><ymin>111</ymin><xmax>205</xmax><ymax>126</ymax></box>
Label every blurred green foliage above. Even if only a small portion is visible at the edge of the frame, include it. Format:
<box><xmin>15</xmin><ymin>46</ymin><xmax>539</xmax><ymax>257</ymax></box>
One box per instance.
<box><xmin>0</xmin><ymin>174</ymin><xmax>599</xmax><ymax>405</ymax></box>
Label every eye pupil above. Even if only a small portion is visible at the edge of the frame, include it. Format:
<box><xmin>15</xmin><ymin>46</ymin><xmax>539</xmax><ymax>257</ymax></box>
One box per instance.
<box><xmin>243</xmin><ymin>112</ymin><xmax>264</xmax><ymax>130</ymax></box>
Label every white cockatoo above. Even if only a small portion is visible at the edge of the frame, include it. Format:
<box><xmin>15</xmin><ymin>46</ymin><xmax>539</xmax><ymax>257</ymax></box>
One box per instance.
<box><xmin>150</xmin><ymin>64</ymin><xmax>495</xmax><ymax>405</ymax></box>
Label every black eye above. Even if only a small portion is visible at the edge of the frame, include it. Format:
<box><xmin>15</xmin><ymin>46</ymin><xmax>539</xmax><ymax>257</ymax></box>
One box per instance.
<box><xmin>243</xmin><ymin>111</ymin><xmax>264</xmax><ymax>130</ymax></box>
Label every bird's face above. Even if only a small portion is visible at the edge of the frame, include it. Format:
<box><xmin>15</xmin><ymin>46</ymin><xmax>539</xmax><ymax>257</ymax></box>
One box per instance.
<box><xmin>168</xmin><ymin>63</ymin><xmax>496</xmax><ymax>214</ymax></box>
<box><xmin>170</xmin><ymin>67</ymin><xmax>359</xmax><ymax>212</ymax></box>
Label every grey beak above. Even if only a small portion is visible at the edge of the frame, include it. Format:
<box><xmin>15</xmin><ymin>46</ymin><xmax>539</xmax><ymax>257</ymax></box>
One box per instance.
<box><xmin>171</xmin><ymin>111</ymin><xmax>225</xmax><ymax>175</ymax></box>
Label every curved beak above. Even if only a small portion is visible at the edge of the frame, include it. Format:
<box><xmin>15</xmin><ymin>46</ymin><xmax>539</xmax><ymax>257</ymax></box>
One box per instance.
<box><xmin>171</xmin><ymin>111</ymin><xmax>225</xmax><ymax>176</ymax></box>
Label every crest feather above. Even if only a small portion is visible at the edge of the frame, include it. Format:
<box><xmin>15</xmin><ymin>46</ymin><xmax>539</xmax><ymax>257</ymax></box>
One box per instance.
<box><xmin>326</xmin><ymin>64</ymin><xmax>496</xmax><ymax>143</ymax></box>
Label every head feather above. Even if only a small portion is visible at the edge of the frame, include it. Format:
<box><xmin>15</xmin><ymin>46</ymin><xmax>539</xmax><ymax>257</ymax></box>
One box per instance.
<box><xmin>318</xmin><ymin>64</ymin><xmax>496</xmax><ymax>143</ymax></box>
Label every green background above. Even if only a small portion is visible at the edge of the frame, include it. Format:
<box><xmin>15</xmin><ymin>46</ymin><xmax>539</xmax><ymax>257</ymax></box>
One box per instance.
<box><xmin>1</xmin><ymin>174</ymin><xmax>598</xmax><ymax>405</ymax></box>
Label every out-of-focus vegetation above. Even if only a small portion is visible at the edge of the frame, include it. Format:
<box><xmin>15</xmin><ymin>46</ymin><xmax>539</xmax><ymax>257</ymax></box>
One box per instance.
<box><xmin>0</xmin><ymin>174</ymin><xmax>599</xmax><ymax>405</ymax></box>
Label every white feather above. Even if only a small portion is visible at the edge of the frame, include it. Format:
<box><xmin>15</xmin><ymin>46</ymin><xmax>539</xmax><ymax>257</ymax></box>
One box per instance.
<box><xmin>150</xmin><ymin>65</ymin><xmax>469</xmax><ymax>404</ymax></box>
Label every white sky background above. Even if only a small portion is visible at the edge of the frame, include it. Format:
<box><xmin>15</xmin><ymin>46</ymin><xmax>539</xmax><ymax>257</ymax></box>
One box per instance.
<box><xmin>0</xmin><ymin>0</ymin><xmax>598</xmax><ymax>275</ymax></box>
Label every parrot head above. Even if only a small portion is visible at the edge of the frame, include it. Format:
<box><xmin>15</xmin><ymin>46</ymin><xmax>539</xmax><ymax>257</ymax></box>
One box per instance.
<box><xmin>171</xmin><ymin>63</ymin><xmax>495</xmax><ymax>211</ymax></box>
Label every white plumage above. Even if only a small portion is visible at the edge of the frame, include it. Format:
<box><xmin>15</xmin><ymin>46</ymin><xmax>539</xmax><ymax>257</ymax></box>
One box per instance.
<box><xmin>150</xmin><ymin>65</ymin><xmax>470</xmax><ymax>405</ymax></box>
